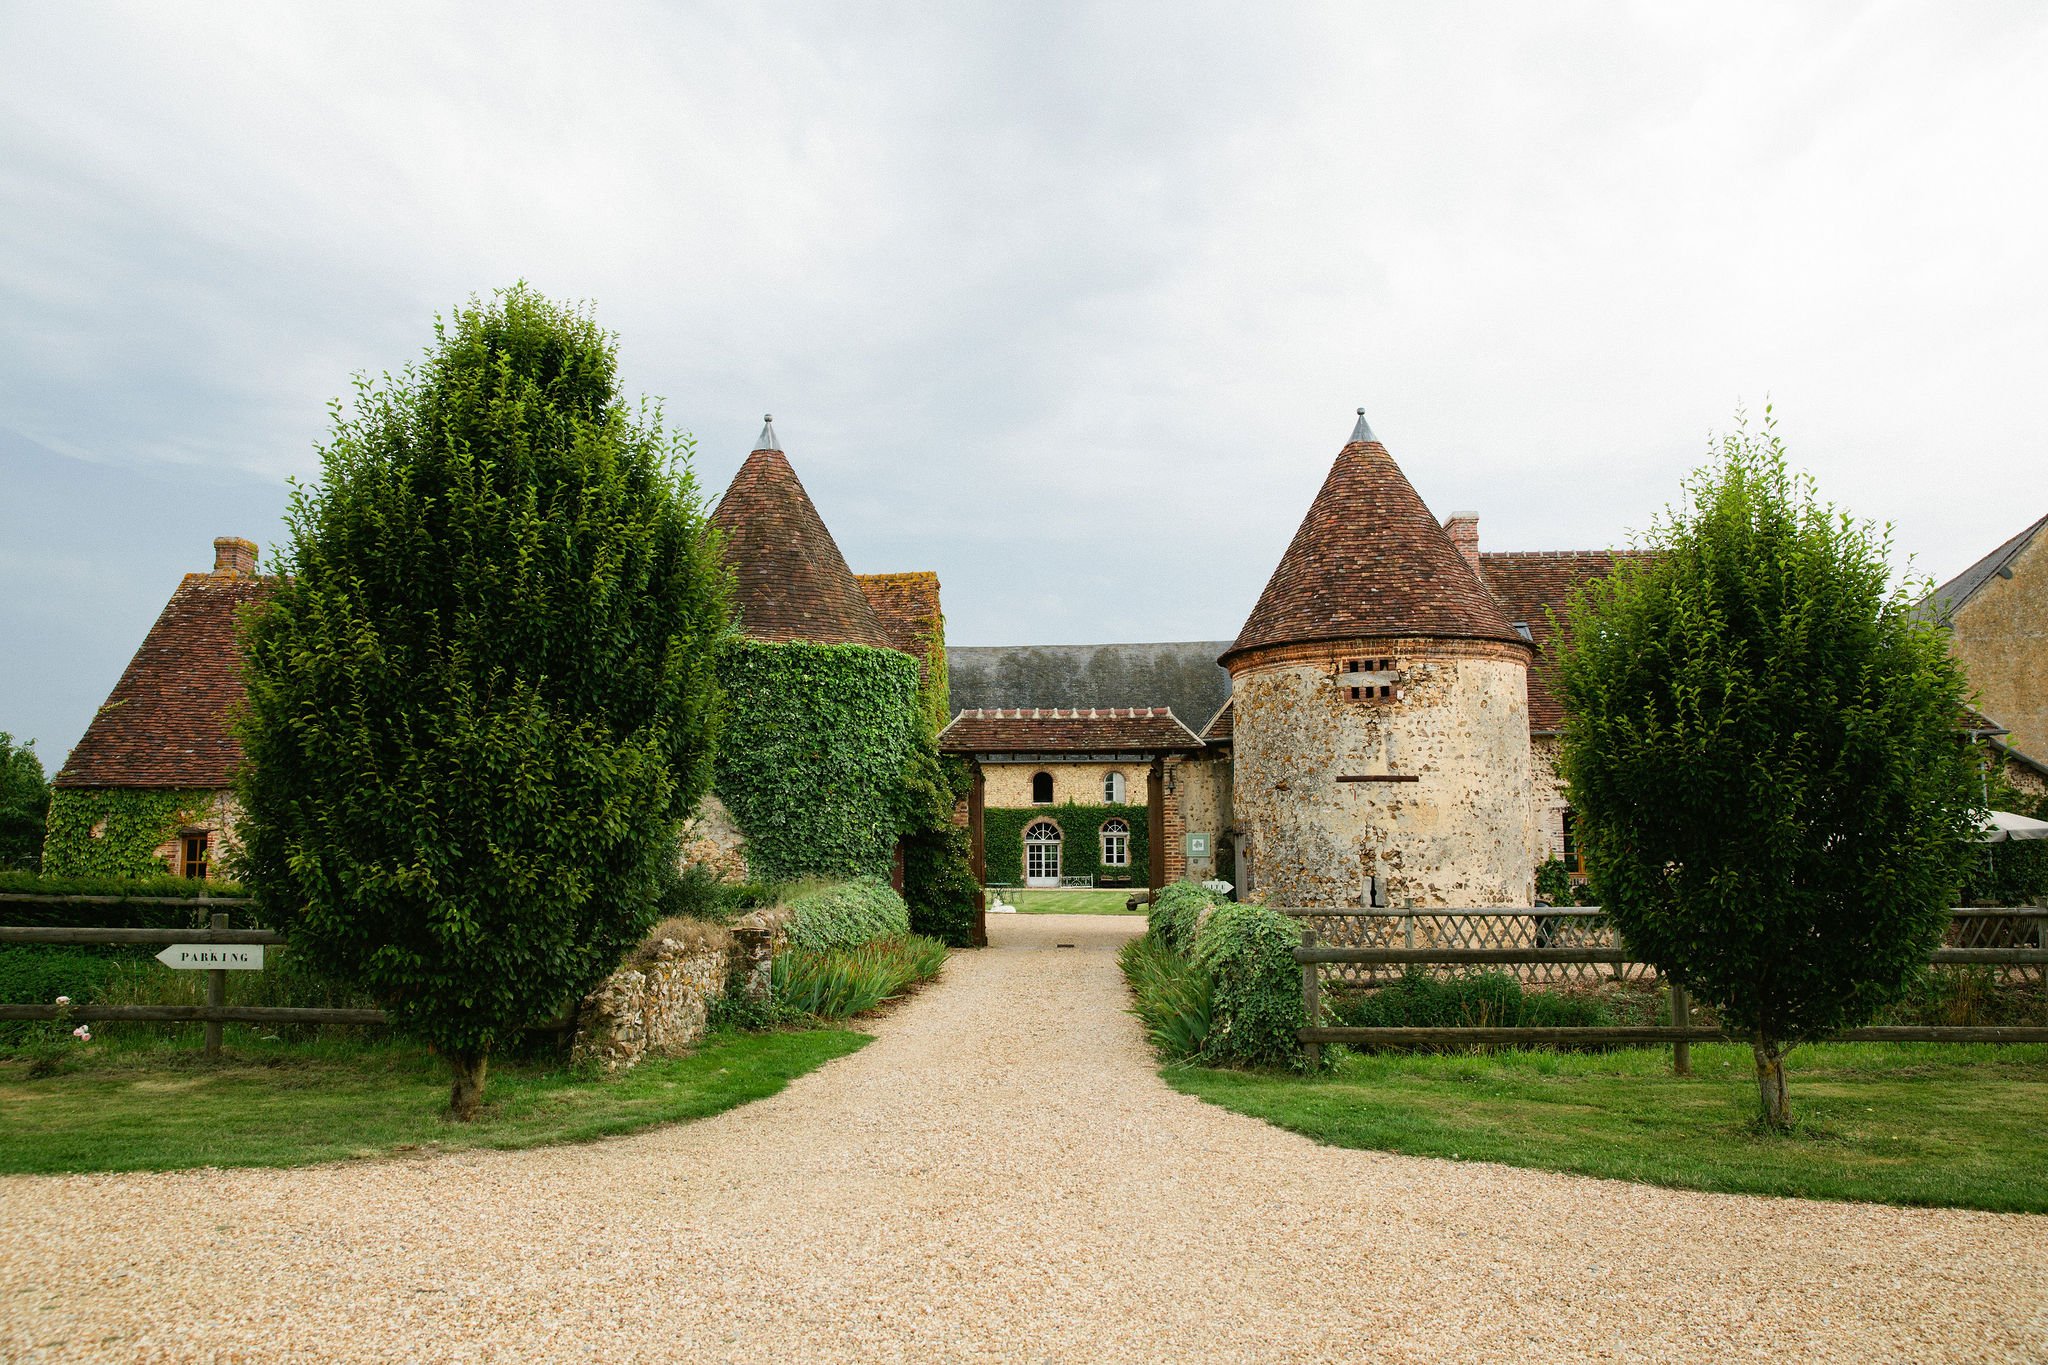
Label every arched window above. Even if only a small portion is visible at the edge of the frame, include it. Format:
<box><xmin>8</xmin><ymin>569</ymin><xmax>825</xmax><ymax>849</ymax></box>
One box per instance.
<box><xmin>1102</xmin><ymin>770</ymin><xmax>1126</xmax><ymax>804</ymax></box>
<box><xmin>1031</xmin><ymin>771</ymin><xmax>1054</xmax><ymax>805</ymax></box>
<box><xmin>1100</xmin><ymin>818</ymin><xmax>1130</xmax><ymax>868</ymax></box>
<box><xmin>1024</xmin><ymin>820</ymin><xmax>1063</xmax><ymax>885</ymax></box>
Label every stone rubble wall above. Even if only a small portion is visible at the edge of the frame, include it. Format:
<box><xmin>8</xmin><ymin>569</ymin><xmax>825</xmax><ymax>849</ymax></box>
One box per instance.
<box><xmin>679</xmin><ymin>794</ymin><xmax>750</xmax><ymax>883</ymax></box>
<box><xmin>571</xmin><ymin>907</ymin><xmax>790</xmax><ymax>1074</ymax></box>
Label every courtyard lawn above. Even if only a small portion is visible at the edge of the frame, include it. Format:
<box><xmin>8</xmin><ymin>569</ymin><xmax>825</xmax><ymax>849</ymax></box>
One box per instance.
<box><xmin>0</xmin><ymin>1027</ymin><xmax>869</xmax><ymax>1174</ymax></box>
<box><xmin>995</xmin><ymin>888</ymin><xmax>1144</xmax><ymax>915</ymax></box>
<box><xmin>1169</xmin><ymin>1041</ymin><xmax>2048</xmax><ymax>1213</ymax></box>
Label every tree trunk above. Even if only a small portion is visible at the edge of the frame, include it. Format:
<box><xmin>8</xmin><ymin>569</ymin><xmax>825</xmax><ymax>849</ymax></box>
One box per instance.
<box><xmin>1751</xmin><ymin>1034</ymin><xmax>1790</xmax><ymax>1130</ymax></box>
<box><xmin>448</xmin><ymin>1048</ymin><xmax>490</xmax><ymax>1122</ymax></box>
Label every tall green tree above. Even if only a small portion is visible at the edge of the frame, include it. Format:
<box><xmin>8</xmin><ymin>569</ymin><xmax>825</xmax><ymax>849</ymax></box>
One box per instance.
<box><xmin>238</xmin><ymin>285</ymin><xmax>728</xmax><ymax>1119</ymax></box>
<box><xmin>0</xmin><ymin>732</ymin><xmax>50</xmax><ymax>871</ymax></box>
<box><xmin>1554</xmin><ymin>409</ymin><xmax>1978</xmax><ymax>1128</ymax></box>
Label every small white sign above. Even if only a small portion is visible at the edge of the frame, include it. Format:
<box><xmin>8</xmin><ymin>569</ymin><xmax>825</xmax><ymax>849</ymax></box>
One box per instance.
<box><xmin>155</xmin><ymin>944</ymin><xmax>265</xmax><ymax>971</ymax></box>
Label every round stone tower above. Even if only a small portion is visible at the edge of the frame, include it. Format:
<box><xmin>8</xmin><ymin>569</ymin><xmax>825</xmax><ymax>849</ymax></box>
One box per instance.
<box><xmin>1221</xmin><ymin>411</ymin><xmax>1536</xmax><ymax>909</ymax></box>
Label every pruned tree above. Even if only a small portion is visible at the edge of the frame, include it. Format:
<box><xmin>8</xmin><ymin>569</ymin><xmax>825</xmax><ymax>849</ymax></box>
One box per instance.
<box><xmin>237</xmin><ymin>285</ymin><xmax>728</xmax><ymax>1119</ymax></box>
<box><xmin>0</xmin><ymin>732</ymin><xmax>50</xmax><ymax>871</ymax></box>
<box><xmin>1553</xmin><ymin>408</ymin><xmax>1977</xmax><ymax>1128</ymax></box>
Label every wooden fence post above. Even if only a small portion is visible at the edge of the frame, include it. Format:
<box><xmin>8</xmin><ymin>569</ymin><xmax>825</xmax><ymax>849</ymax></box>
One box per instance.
<box><xmin>1302</xmin><ymin>924</ymin><xmax>1321</xmax><ymax>1072</ymax></box>
<box><xmin>1669</xmin><ymin>980</ymin><xmax>1692</xmax><ymax>1076</ymax></box>
<box><xmin>204</xmin><ymin>911</ymin><xmax>227</xmax><ymax>1057</ymax></box>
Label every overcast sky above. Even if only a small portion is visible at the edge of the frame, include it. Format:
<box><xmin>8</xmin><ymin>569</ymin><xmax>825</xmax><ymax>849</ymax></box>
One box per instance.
<box><xmin>4</xmin><ymin>2</ymin><xmax>2045</xmax><ymax>768</ymax></box>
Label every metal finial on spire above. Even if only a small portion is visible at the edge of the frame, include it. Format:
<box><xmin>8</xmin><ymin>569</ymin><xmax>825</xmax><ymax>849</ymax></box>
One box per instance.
<box><xmin>1350</xmin><ymin>407</ymin><xmax>1377</xmax><ymax>444</ymax></box>
<box><xmin>755</xmin><ymin>414</ymin><xmax>780</xmax><ymax>451</ymax></box>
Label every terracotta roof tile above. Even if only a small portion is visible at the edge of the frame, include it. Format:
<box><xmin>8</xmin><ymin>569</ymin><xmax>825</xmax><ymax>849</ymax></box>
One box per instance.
<box><xmin>856</xmin><ymin>571</ymin><xmax>944</xmax><ymax>682</ymax></box>
<box><xmin>56</xmin><ymin>570</ymin><xmax>269</xmax><ymax>789</ymax></box>
<box><xmin>710</xmin><ymin>444</ymin><xmax>892</xmax><ymax>648</ymax></box>
<box><xmin>1199</xmin><ymin>697</ymin><xmax>1233</xmax><ymax>743</ymax></box>
<box><xmin>1225</xmin><ymin>437</ymin><xmax>1523</xmax><ymax>665</ymax></box>
<box><xmin>939</xmin><ymin>707</ymin><xmax>1204</xmax><ymax>754</ymax></box>
<box><xmin>1477</xmin><ymin>550</ymin><xmax>1654</xmax><ymax>732</ymax></box>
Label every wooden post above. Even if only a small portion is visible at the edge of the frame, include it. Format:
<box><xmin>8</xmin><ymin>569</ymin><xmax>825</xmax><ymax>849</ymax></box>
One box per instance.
<box><xmin>1301</xmin><ymin>925</ymin><xmax>1321</xmax><ymax>1072</ymax></box>
<box><xmin>204</xmin><ymin>911</ymin><xmax>227</xmax><ymax>1057</ymax></box>
<box><xmin>1669</xmin><ymin>980</ymin><xmax>1692</xmax><ymax>1076</ymax></box>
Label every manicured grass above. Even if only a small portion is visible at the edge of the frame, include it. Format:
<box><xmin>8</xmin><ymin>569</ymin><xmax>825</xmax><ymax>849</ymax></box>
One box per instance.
<box><xmin>0</xmin><ymin>1027</ymin><xmax>869</xmax><ymax>1174</ymax></box>
<box><xmin>1168</xmin><ymin>1042</ymin><xmax>2048</xmax><ymax>1213</ymax></box>
<box><xmin>994</xmin><ymin>888</ymin><xmax>1144</xmax><ymax>915</ymax></box>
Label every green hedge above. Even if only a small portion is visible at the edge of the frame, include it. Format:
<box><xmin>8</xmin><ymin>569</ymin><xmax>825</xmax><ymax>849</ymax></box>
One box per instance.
<box><xmin>40</xmin><ymin>790</ymin><xmax>219</xmax><ymax>880</ymax></box>
<box><xmin>0</xmin><ymin>870</ymin><xmax>248</xmax><ymax>929</ymax></box>
<box><xmin>904</xmin><ymin>825</ymin><xmax>979</xmax><ymax>946</ymax></box>
<box><xmin>715</xmin><ymin>640</ymin><xmax>921</xmax><ymax>883</ymax></box>
<box><xmin>782</xmin><ymin>876</ymin><xmax>911</xmax><ymax>952</ymax></box>
<box><xmin>1189</xmin><ymin>899</ymin><xmax>1305</xmax><ymax>1069</ymax></box>
<box><xmin>983</xmin><ymin>802</ymin><xmax>1149</xmax><ymax>887</ymax></box>
<box><xmin>1330</xmin><ymin>968</ymin><xmax>1610</xmax><ymax>1031</ymax></box>
<box><xmin>1148</xmin><ymin>879</ymin><xmax>1221</xmax><ymax>953</ymax></box>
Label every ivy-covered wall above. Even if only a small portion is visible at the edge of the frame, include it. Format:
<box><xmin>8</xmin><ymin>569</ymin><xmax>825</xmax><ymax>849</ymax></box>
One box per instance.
<box><xmin>41</xmin><ymin>788</ymin><xmax>220</xmax><ymax>880</ymax></box>
<box><xmin>984</xmin><ymin>802</ymin><xmax>1151</xmax><ymax>887</ymax></box>
<box><xmin>713</xmin><ymin>639</ymin><xmax>921</xmax><ymax>883</ymax></box>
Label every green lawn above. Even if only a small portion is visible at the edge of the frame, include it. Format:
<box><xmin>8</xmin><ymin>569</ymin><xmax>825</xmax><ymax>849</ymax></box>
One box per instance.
<box><xmin>0</xmin><ymin>1027</ymin><xmax>869</xmax><ymax>1174</ymax></box>
<box><xmin>1170</xmin><ymin>1042</ymin><xmax>2048</xmax><ymax>1213</ymax></box>
<box><xmin>993</xmin><ymin>887</ymin><xmax>1144</xmax><ymax>915</ymax></box>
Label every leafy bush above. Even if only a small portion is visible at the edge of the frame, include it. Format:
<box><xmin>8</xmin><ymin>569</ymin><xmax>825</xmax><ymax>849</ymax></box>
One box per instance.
<box><xmin>769</xmin><ymin>935</ymin><xmax>948</xmax><ymax>1019</ymax></box>
<box><xmin>1148</xmin><ymin>880</ymin><xmax>1222</xmax><ymax>954</ymax></box>
<box><xmin>1190</xmin><ymin>900</ymin><xmax>1305</xmax><ymax>1069</ymax></box>
<box><xmin>903</xmin><ymin>824</ymin><xmax>979</xmax><ymax>946</ymax></box>
<box><xmin>1879</xmin><ymin>966</ymin><xmax>2047</xmax><ymax>1028</ymax></box>
<box><xmin>1118</xmin><ymin>933</ymin><xmax>1213</xmax><ymax>1061</ymax></box>
<box><xmin>714</xmin><ymin>639</ymin><xmax>922</xmax><ymax>883</ymax></box>
<box><xmin>1534</xmin><ymin>858</ymin><xmax>1573</xmax><ymax>905</ymax></box>
<box><xmin>782</xmin><ymin>876</ymin><xmax>911</xmax><ymax>952</ymax></box>
<box><xmin>1959</xmin><ymin>780</ymin><xmax>2048</xmax><ymax>906</ymax></box>
<box><xmin>1331</xmin><ymin>969</ymin><xmax>1611</xmax><ymax>1033</ymax></box>
<box><xmin>0</xmin><ymin>947</ymin><xmax>125</xmax><ymax>1009</ymax></box>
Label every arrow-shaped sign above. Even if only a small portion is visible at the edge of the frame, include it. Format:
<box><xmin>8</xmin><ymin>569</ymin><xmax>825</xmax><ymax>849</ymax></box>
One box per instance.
<box><xmin>155</xmin><ymin>944</ymin><xmax>265</xmax><ymax>971</ymax></box>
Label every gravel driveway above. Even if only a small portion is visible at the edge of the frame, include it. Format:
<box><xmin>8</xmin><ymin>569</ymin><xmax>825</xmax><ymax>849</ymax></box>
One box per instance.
<box><xmin>4</xmin><ymin>912</ymin><xmax>2044</xmax><ymax>1362</ymax></box>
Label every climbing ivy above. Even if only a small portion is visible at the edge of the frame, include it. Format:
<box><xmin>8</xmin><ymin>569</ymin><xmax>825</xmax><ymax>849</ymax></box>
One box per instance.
<box><xmin>714</xmin><ymin>639</ymin><xmax>921</xmax><ymax>883</ymax></box>
<box><xmin>41</xmin><ymin>789</ymin><xmax>217</xmax><ymax>880</ymax></box>
<box><xmin>982</xmin><ymin>802</ymin><xmax>1150</xmax><ymax>888</ymax></box>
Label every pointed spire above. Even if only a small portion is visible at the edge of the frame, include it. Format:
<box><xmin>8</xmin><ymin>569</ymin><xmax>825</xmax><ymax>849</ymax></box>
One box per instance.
<box><xmin>711</xmin><ymin>430</ymin><xmax>891</xmax><ymax>648</ymax></box>
<box><xmin>1222</xmin><ymin>422</ymin><xmax>1524</xmax><ymax>665</ymax></box>
<box><xmin>1350</xmin><ymin>407</ymin><xmax>1377</xmax><ymax>444</ymax></box>
<box><xmin>754</xmin><ymin>414</ymin><xmax>780</xmax><ymax>452</ymax></box>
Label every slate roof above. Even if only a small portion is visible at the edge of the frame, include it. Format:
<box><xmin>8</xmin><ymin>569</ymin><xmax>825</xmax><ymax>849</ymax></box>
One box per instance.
<box><xmin>710</xmin><ymin>431</ymin><xmax>892</xmax><ymax>648</ymax></box>
<box><xmin>946</xmin><ymin>641</ymin><xmax>1233</xmax><ymax>730</ymax></box>
<box><xmin>1225</xmin><ymin>426</ymin><xmax>1524</xmax><ymax>665</ymax></box>
<box><xmin>1478</xmin><ymin>550</ymin><xmax>1656</xmax><ymax>733</ymax></box>
<box><xmin>856</xmin><ymin>572</ymin><xmax>944</xmax><ymax>683</ymax></box>
<box><xmin>938</xmin><ymin>707</ymin><xmax>1205</xmax><ymax>755</ymax></box>
<box><xmin>1925</xmin><ymin>511</ymin><xmax>2047</xmax><ymax>623</ymax></box>
<box><xmin>57</xmin><ymin>569</ymin><xmax>269</xmax><ymax>789</ymax></box>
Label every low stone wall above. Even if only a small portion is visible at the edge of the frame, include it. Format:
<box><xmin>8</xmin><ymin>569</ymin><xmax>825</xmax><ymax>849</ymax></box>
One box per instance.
<box><xmin>571</xmin><ymin>908</ymin><xmax>790</xmax><ymax>1073</ymax></box>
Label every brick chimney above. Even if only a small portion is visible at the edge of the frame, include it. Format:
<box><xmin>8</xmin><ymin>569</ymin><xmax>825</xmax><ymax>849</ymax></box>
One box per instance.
<box><xmin>1442</xmin><ymin>512</ymin><xmax>1480</xmax><ymax>578</ymax></box>
<box><xmin>212</xmin><ymin>536</ymin><xmax>258</xmax><ymax>578</ymax></box>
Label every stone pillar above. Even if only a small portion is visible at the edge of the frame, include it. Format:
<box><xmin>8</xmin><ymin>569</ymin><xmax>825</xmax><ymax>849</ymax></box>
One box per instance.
<box><xmin>731</xmin><ymin>923</ymin><xmax>774</xmax><ymax>1002</ymax></box>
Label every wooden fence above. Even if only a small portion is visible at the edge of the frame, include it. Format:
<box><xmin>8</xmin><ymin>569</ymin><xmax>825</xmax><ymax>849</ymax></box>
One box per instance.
<box><xmin>1288</xmin><ymin>906</ymin><xmax>2048</xmax><ymax>1071</ymax></box>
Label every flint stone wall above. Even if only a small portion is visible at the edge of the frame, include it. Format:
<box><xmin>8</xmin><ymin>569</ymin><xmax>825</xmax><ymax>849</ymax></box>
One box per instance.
<box><xmin>571</xmin><ymin>908</ymin><xmax>790</xmax><ymax>1073</ymax></box>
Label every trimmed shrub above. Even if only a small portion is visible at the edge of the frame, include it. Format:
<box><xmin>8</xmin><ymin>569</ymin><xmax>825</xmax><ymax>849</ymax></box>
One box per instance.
<box><xmin>1190</xmin><ymin>900</ymin><xmax>1305</xmax><ymax>1069</ymax></box>
<box><xmin>1148</xmin><ymin>880</ymin><xmax>1223</xmax><ymax>954</ymax></box>
<box><xmin>0</xmin><ymin>871</ymin><xmax>249</xmax><ymax>929</ymax></box>
<box><xmin>903</xmin><ymin>825</ymin><xmax>979</xmax><ymax>946</ymax></box>
<box><xmin>782</xmin><ymin>876</ymin><xmax>911</xmax><ymax>952</ymax></box>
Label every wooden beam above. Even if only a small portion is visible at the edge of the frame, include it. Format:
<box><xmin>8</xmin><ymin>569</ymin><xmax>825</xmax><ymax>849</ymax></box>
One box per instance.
<box><xmin>1336</xmin><ymin>774</ymin><xmax>1419</xmax><ymax>784</ymax></box>
<box><xmin>0</xmin><ymin>893</ymin><xmax>255</xmax><ymax>907</ymax></box>
<box><xmin>1300</xmin><ymin>1024</ymin><xmax>2048</xmax><ymax>1046</ymax></box>
<box><xmin>0</xmin><ymin>926</ymin><xmax>284</xmax><ymax>945</ymax></box>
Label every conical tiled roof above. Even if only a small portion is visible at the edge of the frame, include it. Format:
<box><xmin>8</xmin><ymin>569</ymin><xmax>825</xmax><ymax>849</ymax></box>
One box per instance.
<box><xmin>1223</xmin><ymin>414</ymin><xmax>1525</xmax><ymax>665</ymax></box>
<box><xmin>710</xmin><ymin>421</ymin><xmax>893</xmax><ymax>648</ymax></box>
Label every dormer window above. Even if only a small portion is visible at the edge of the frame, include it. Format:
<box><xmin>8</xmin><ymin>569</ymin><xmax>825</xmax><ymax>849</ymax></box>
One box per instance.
<box><xmin>1512</xmin><ymin>621</ymin><xmax>1533</xmax><ymax>642</ymax></box>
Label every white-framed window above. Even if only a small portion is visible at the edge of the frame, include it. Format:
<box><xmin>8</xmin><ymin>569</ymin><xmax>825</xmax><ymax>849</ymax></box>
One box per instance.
<box><xmin>1024</xmin><ymin>820</ymin><xmax>1063</xmax><ymax>884</ymax></box>
<box><xmin>1100</xmin><ymin>818</ymin><xmax>1130</xmax><ymax>867</ymax></box>
<box><xmin>1103</xmin><ymin>770</ymin><xmax>1126</xmax><ymax>804</ymax></box>
<box><xmin>1031</xmin><ymin>771</ymin><xmax>1054</xmax><ymax>804</ymax></box>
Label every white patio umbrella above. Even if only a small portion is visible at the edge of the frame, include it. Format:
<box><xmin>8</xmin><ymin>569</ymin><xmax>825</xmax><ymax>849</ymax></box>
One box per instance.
<box><xmin>1975</xmin><ymin>809</ymin><xmax>2048</xmax><ymax>842</ymax></box>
